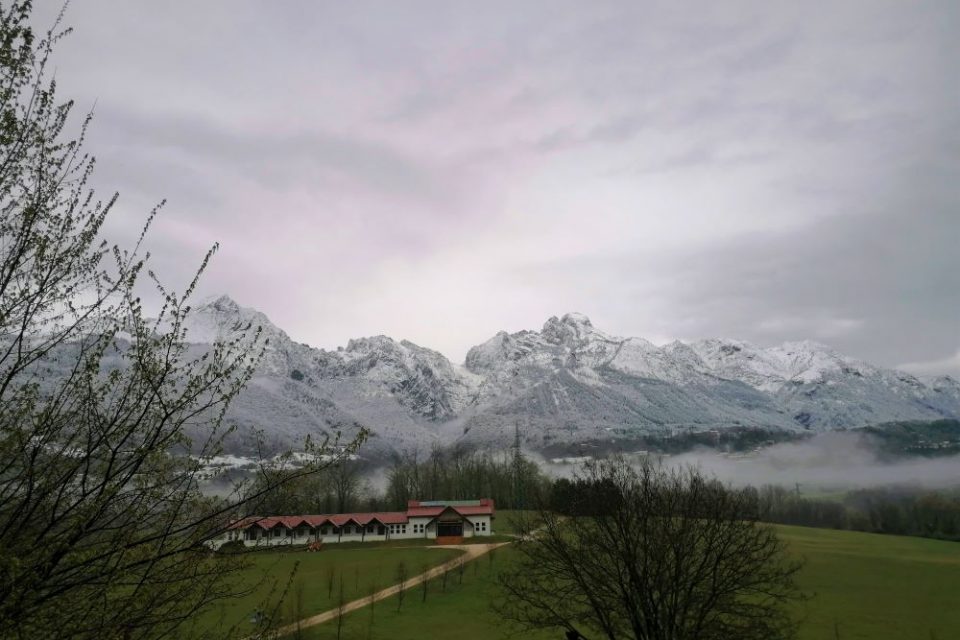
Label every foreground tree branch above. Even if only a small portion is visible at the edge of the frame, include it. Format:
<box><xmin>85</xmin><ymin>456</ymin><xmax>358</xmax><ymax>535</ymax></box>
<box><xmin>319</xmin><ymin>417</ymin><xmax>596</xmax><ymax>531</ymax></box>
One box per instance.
<box><xmin>0</xmin><ymin>3</ymin><xmax>366</xmax><ymax>637</ymax></box>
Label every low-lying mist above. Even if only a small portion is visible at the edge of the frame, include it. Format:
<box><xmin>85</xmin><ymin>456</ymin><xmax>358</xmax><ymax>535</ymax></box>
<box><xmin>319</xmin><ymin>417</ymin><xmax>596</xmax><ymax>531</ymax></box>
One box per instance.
<box><xmin>540</xmin><ymin>432</ymin><xmax>960</xmax><ymax>492</ymax></box>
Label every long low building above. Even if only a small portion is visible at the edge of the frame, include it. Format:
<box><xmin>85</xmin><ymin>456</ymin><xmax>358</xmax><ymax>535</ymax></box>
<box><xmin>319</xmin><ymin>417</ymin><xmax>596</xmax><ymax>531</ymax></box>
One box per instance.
<box><xmin>214</xmin><ymin>499</ymin><xmax>495</xmax><ymax>548</ymax></box>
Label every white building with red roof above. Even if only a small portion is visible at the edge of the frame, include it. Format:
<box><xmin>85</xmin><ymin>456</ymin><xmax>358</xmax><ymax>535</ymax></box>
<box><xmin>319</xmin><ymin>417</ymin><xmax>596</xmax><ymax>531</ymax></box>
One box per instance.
<box><xmin>213</xmin><ymin>499</ymin><xmax>495</xmax><ymax>548</ymax></box>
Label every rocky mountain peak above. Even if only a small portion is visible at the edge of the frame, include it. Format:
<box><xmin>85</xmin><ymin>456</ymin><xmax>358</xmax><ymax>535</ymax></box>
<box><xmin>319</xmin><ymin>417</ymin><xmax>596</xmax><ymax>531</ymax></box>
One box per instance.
<box><xmin>200</xmin><ymin>294</ymin><xmax>241</xmax><ymax>314</ymax></box>
<box><xmin>541</xmin><ymin>312</ymin><xmax>599</xmax><ymax>346</ymax></box>
<box><xmin>165</xmin><ymin>298</ymin><xmax>960</xmax><ymax>454</ymax></box>
<box><xmin>345</xmin><ymin>335</ymin><xmax>400</xmax><ymax>354</ymax></box>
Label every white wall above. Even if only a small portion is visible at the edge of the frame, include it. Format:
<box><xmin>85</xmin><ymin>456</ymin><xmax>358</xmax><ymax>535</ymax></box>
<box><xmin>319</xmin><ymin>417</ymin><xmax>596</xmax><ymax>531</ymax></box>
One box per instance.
<box><xmin>209</xmin><ymin>512</ymin><xmax>495</xmax><ymax>549</ymax></box>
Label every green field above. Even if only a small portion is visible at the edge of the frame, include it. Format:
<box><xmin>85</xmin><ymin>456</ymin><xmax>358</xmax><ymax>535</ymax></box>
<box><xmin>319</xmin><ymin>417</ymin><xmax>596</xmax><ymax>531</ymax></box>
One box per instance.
<box><xmin>490</xmin><ymin>509</ymin><xmax>537</xmax><ymax>535</ymax></box>
<box><xmin>783</xmin><ymin>525</ymin><xmax>960</xmax><ymax>639</ymax></box>
<box><xmin>185</xmin><ymin>545</ymin><xmax>462</xmax><ymax>638</ymax></box>
<box><xmin>292</xmin><ymin>525</ymin><xmax>960</xmax><ymax>640</ymax></box>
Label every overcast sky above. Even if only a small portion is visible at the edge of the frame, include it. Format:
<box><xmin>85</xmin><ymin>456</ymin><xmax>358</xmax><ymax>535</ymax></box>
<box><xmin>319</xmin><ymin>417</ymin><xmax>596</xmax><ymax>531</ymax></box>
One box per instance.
<box><xmin>37</xmin><ymin>1</ymin><xmax>959</xmax><ymax>373</ymax></box>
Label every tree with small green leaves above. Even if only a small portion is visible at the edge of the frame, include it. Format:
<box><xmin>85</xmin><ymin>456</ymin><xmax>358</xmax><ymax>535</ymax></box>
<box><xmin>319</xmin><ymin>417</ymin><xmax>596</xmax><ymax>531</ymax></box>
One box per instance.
<box><xmin>0</xmin><ymin>3</ymin><xmax>364</xmax><ymax>637</ymax></box>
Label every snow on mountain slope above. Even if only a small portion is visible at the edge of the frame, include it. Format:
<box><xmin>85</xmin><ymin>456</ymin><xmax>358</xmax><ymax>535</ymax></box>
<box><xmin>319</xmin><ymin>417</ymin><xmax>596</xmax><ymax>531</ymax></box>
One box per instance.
<box><xmin>176</xmin><ymin>298</ymin><xmax>960</xmax><ymax>455</ymax></box>
<box><xmin>179</xmin><ymin>296</ymin><xmax>482</xmax><ymax>456</ymax></box>
<box><xmin>684</xmin><ymin>338</ymin><xmax>960</xmax><ymax>429</ymax></box>
<box><xmin>688</xmin><ymin>338</ymin><xmax>873</xmax><ymax>391</ymax></box>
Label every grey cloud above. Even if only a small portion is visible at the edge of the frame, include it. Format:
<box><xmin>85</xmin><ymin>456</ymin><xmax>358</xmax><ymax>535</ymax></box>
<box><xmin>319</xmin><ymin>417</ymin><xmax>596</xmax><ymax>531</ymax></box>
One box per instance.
<box><xmin>91</xmin><ymin>108</ymin><xmax>441</xmax><ymax>200</ymax></box>
<box><xmin>515</xmin><ymin>199</ymin><xmax>959</xmax><ymax>373</ymax></box>
<box><xmin>30</xmin><ymin>0</ymin><xmax>960</xmax><ymax>372</ymax></box>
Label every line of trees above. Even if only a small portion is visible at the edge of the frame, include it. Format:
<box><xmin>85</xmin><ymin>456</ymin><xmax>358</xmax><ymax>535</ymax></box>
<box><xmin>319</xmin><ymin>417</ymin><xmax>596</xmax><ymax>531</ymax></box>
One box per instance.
<box><xmin>384</xmin><ymin>446</ymin><xmax>548</xmax><ymax>510</ymax></box>
<box><xmin>248</xmin><ymin>446</ymin><xmax>960</xmax><ymax>544</ymax></box>
<box><xmin>746</xmin><ymin>485</ymin><xmax>960</xmax><ymax>541</ymax></box>
<box><xmin>248</xmin><ymin>459</ymin><xmax>377</xmax><ymax>516</ymax></box>
<box><xmin>246</xmin><ymin>445</ymin><xmax>552</xmax><ymax>517</ymax></box>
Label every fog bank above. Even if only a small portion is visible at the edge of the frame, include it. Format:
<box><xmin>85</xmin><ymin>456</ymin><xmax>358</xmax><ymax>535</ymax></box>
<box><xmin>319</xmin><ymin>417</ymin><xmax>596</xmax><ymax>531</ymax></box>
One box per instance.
<box><xmin>669</xmin><ymin>433</ymin><xmax>960</xmax><ymax>490</ymax></box>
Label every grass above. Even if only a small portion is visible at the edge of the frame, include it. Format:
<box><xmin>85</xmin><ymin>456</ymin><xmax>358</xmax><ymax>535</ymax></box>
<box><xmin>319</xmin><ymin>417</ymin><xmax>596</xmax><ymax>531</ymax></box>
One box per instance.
<box><xmin>782</xmin><ymin>525</ymin><xmax>960</xmax><ymax>639</ymax></box>
<box><xmin>300</xmin><ymin>543</ymin><xmax>550</xmax><ymax>640</ymax></box>
<box><xmin>491</xmin><ymin>510</ymin><xmax>538</xmax><ymax>535</ymax></box>
<box><xmin>184</xmin><ymin>544</ymin><xmax>462</xmax><ymax>637</ymax></box>
<box><xmin>296</xmin><ymin>525</ymin><xmax>960</xmax><ymax>640</ymax></box>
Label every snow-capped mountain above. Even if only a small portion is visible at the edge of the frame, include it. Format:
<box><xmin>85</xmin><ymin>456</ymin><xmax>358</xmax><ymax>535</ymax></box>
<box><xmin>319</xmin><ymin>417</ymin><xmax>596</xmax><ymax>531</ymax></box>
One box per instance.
<box><xmin>183</xmin><ymin>297</ymin><xmax>960</xmax><ymax>456</ymax></box>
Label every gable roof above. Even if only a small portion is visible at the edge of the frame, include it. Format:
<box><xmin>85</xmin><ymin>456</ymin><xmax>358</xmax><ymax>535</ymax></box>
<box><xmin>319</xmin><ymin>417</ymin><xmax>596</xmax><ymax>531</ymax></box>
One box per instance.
<box><xmin>406</xmin><ymin>498</ymin><xmax>495</xmax><ymax>518</ymax></box>
<box><xmin>228</xmin><ymin>499</ymin><xmax>494</xmax><ymax>531</ymax></box>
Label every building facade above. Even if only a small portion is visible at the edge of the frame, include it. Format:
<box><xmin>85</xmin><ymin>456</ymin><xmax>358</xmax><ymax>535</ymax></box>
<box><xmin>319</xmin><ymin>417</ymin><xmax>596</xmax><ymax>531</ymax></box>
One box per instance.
<box><xmin>213</xmin><ymin>499</ymin><xmax>495</xmax><ymax>549</ymax></box>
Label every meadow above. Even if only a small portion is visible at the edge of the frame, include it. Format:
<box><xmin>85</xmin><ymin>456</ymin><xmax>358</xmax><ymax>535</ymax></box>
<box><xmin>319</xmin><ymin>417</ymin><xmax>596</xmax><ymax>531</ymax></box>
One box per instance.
<box><xmin>290</xmin><ymin>524</ymin><xmax>960</xmax><ymax>640</ymax></box>
<box><xmin>185</xmin><ymin>544</ymin><xmax>463</xmax><ymax>638</ymax></box>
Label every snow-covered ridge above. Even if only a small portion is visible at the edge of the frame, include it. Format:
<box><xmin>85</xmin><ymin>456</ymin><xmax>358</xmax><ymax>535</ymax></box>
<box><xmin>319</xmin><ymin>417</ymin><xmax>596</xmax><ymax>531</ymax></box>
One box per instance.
<box><xmin>177</xmin><ymin>297</ymin><xmax>960</xmax><ymax>454</ymax></box>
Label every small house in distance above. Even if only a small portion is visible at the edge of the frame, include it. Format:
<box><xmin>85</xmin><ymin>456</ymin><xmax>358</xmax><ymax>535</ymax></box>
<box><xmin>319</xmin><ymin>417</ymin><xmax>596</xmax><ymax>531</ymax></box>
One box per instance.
<box><xmin>214</xmin><ymin>498</ymin><xmax>495</xmax><ymax>548</ymax></box>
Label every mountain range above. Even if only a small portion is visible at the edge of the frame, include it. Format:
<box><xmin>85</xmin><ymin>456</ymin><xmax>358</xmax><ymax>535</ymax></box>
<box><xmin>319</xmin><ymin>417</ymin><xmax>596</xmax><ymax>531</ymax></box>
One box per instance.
<box><xmin>186</xmin><ymin>295</ymin><xmax>960</xmax><ymax>459</ymax></box>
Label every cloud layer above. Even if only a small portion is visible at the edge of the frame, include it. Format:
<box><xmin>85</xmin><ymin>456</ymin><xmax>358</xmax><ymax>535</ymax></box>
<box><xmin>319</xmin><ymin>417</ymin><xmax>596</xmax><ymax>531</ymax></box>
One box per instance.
<box><xmin>36</xmin><ymin>1</ymin><xmax>959</xmax><ymax>373</ymax></box>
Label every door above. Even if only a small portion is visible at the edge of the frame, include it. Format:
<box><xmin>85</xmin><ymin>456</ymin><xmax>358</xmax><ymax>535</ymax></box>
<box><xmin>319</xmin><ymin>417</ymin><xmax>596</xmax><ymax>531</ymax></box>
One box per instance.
<box><xmin>437</xmin><ymin>521</ymin><xmax>463</xmax><ymax>537</ymax></box>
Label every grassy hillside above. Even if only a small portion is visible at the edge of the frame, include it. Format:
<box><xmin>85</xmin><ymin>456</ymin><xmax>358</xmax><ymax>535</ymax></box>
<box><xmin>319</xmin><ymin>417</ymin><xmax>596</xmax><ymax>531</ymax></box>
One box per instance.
<box><xmin>784</xmin><ymin>525</ymin><xmax>960</xmax><ymax>639</ymax></box>
<box><xmin>185</xmin><ymin>545</ymin><xmax>462</xmax><ymax>637</ymax></box>
<box><xmin>298</xmin><ymin>526</ymin><xmax>960</xmax><ymax>640</ymax></box>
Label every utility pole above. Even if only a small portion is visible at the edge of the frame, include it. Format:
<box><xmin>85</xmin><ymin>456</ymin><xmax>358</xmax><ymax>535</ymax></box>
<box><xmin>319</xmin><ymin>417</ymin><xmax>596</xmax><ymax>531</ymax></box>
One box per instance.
<box><xmin>512</xmin><ymin>422</ymin><xmax>525</xmax><ymax>509</ymax></box>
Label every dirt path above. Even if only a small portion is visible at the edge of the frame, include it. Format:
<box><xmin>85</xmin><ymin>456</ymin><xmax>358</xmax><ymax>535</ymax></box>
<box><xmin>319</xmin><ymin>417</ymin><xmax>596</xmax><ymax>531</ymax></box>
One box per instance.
<box><xmin>270</xmin><ymin>541</ymin><xmax>511</xmax><ymax>638</ymax></box>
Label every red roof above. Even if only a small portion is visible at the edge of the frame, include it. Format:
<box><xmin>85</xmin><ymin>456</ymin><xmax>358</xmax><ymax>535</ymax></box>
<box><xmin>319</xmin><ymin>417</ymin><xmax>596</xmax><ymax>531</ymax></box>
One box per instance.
<box><xmin>228</xmin><ymin>499</ymin><xmax>494</xmax><ymax>531</ymax></box>
<box><xmin>406</xmin><ymin>498</ymin><xmax>495</xmax><ymax>518</ymax></box>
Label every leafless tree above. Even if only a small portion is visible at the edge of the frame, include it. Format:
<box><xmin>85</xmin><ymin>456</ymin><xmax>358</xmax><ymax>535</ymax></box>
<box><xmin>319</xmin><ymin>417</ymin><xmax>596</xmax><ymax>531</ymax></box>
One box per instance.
<box><xmin>367</xmin><ymin>579</ymin><xmax>378</xmax><ymax>623</ymax></box>
<box><xmin>395</xmin><ymin>562</ymin><xmax>407</xmax><ymax>613</ymax></box>
<box><xmin>327</xmin><ymin>566</ymin><xmax>336</xmax><ymax>599</ymax></box>
<box><xmin>333</xmin><ymin>460</ymin><xmax>361</xmax><ymax>512</ymax></box>
<box><xmin>496</xmin><ymin>457</ymin><xmax>804</xmax><ymax>640</ymax></box>
<box><xmin>289</xmin><ymin>579</ymin><xmax>305</xmax><ymax>640</ymax></box>
<box><xmin>420</xmin><ymin>563</ymin><xmax>429</xmax><ymax>602</ymax></box>
<box><xmin>335</xmin><ymin>575</ymin><xmax>346</xmax><ymax>640</ymax></box>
